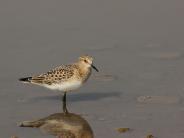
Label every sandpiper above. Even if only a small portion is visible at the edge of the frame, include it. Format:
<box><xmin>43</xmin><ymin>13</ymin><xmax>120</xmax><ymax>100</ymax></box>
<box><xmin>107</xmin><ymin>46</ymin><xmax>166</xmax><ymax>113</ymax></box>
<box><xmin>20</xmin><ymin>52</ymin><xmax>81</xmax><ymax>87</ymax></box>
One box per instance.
<box><xmin>19</xmin><ymin>55</ymin><xmax>99</xmax><ymax>114</ymax></box>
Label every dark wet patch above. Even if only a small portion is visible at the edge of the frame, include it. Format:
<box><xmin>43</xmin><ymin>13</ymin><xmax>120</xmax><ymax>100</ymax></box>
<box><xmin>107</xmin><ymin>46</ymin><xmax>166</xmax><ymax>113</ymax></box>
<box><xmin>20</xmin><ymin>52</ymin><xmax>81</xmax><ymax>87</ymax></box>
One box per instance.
<box><xmin>116</xmin><ymin>127</ymin><xmax>130</xmax><ymax>133</ymax></box>
<box><xmin>29</xmin><ymin>91</ymin><xmax>122</xmax><ymax>103</ymax></box>
<box><xmin>137</xmin><ymin>96</ymin><xmax>180</xmax><ymax>104</ymax></box>
<box><xmin>146</xmin><ymin>134</ymin><xmax>154</xmax><ymax>138</ymax></box>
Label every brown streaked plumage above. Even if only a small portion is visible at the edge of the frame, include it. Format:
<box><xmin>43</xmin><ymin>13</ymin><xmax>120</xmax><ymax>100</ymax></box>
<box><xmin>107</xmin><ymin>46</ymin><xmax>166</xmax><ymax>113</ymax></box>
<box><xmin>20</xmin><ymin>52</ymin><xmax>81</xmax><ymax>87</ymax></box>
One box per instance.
<box><xmin>19</xmin><ymin>55</ymin><xmax>99</xmax><ymax>113</ymax></box>
<box><xmin>31</xmin><ymin>65</ymin><xmax>76</xmax><ymax>85</ymax></box>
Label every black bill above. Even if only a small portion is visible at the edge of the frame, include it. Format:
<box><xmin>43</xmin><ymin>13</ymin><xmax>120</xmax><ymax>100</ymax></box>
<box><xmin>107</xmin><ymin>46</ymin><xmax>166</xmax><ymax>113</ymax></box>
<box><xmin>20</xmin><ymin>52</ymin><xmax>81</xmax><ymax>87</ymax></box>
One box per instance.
<box><xmin>91</xmin><ymin>64</ymin><xmax>99</xmax><ymax>72</ymax></box>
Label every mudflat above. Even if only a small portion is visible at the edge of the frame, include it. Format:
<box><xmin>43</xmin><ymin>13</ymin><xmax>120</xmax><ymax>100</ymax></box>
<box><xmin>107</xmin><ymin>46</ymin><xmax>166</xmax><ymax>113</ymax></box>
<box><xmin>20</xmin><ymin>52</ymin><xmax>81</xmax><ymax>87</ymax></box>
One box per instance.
<box><xmin>0</xmin><ymin>1</ymin><xmax>184</xmax><ymax>138</ymax></box>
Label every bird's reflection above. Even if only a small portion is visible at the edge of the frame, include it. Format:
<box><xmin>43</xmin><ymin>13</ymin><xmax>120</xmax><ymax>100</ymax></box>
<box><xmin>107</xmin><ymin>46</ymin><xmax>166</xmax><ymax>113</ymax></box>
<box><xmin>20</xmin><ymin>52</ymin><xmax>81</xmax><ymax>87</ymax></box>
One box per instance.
<box><xmin>19</xmin><ymin>112</ymin><xmax>93</xmax><ymax>138</ymax></box>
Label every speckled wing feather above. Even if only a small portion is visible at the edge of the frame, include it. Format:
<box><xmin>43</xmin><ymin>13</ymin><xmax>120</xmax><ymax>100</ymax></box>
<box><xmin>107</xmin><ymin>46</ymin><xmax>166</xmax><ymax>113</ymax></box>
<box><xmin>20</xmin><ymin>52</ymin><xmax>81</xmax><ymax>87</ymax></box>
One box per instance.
<box><xmin>31</xmin><ymin>65</ymin><xmax>75</xmax><ymax>85</ymax></box>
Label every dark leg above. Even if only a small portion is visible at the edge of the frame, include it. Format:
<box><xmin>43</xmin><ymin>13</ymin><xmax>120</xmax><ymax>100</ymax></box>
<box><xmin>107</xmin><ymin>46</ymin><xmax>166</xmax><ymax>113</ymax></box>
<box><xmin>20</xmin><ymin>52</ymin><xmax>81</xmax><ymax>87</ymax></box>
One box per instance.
<box><xmin>62</xmin><ymin>92</ymin><xmax>68</xmax><ymax>114</ymax></box>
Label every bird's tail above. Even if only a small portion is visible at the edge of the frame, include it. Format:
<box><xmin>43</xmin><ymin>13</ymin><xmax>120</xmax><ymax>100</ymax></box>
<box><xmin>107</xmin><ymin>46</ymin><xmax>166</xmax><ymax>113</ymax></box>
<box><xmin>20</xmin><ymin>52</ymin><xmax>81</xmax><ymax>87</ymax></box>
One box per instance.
<box><xmin>19</xmin><ymin>77</ymin><xmax>32</xmax><ymax>83</ymax></box>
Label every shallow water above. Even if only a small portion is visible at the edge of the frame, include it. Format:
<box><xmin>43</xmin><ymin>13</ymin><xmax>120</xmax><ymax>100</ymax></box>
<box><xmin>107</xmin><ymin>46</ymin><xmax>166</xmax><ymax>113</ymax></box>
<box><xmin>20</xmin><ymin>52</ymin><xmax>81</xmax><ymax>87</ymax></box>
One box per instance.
<box><xmin>1</xmin><ymin>0</ymin><xmax>184</xmax><ymax>138</ymax></box>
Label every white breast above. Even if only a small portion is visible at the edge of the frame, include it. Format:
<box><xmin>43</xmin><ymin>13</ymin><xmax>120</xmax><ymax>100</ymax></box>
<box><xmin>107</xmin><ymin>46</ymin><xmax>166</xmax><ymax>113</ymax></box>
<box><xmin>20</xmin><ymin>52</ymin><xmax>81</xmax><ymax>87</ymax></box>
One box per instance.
<box><xmin>44</xmin><ymin>80</ymin><xmax>82</xmax><ymax>91</ymax></box>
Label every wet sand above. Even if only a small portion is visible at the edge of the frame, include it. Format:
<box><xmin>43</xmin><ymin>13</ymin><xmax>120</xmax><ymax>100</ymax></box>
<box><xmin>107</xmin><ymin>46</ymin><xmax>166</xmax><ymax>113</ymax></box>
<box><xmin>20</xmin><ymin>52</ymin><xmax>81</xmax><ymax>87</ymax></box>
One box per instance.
<box><xmin>1</xmin><ymin>0</ymin><xmax>184</xmax><ymax>138</ymax></box>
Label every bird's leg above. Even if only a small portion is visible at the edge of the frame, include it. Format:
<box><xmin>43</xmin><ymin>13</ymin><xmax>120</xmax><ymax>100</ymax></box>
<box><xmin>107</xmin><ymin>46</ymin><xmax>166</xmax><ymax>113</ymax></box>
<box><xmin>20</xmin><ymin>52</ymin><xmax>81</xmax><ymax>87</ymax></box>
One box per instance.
<box><xmin>62</xmin><ymin>92</ymin><xmax>68</xmax><ymax>114</ymax></box>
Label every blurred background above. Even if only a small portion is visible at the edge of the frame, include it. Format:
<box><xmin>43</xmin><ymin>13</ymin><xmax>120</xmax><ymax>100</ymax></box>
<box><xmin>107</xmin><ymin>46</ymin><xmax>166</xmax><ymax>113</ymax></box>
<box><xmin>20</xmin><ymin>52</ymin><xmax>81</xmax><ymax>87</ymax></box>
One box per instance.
<box><xmin>0</xmin><ymin>0</ymin><xmax>184</xmax><ymax>138</ymax></box>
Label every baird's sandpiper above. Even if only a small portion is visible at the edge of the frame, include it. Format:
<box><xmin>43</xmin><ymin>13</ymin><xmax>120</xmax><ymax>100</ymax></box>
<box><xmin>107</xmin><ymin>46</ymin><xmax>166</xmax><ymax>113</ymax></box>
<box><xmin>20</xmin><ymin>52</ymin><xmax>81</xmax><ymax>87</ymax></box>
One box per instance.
<box><xmin>19</xmin><ymin>55</ymin><xmax>99</xmax><ymax>113</ymax></box>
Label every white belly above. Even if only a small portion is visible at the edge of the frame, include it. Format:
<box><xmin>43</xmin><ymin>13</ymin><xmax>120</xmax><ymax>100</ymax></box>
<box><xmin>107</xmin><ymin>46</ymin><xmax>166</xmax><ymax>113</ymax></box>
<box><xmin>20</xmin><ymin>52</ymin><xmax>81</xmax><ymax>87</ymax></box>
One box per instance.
<box><xmin>44</xmin><ymin>80</ymin><xmax>82</xmax><ymax>91</ymax></box>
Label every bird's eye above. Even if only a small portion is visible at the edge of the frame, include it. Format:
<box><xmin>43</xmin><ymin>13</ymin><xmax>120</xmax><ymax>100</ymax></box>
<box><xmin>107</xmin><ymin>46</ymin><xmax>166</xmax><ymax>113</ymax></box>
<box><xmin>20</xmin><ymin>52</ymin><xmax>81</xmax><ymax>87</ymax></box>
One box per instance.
<box><xmin>84</xmin><ymin>59</ymin><xmax>88</xmax><ymax>63</ymax></box>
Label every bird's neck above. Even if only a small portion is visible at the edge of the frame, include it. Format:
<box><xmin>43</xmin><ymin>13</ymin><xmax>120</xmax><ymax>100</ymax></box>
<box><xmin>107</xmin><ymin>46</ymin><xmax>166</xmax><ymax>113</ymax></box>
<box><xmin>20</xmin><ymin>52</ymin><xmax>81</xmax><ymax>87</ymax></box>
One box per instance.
<box><xmin>77</xmin><ymin>62</ymin><xmax>92</xmax><ymax>82</ymax></box>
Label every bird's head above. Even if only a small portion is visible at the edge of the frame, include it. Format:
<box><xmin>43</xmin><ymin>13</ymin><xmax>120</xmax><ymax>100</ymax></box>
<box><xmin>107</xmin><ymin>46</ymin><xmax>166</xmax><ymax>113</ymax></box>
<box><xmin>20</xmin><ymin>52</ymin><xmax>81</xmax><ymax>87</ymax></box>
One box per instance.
<box><xmin>78</xmin><ymin>55</ymin><xmax>99</xmax><ymax>72</ymax></box>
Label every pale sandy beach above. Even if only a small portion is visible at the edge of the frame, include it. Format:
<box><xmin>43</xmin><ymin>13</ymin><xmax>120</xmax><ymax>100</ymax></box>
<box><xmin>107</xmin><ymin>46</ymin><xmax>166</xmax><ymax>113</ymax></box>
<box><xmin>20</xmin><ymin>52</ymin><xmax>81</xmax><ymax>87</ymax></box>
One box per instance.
<box><xmin>0</xmin><ymin>0</ymin><xmax>184</xmax><ymax>138</ymax></box>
